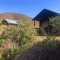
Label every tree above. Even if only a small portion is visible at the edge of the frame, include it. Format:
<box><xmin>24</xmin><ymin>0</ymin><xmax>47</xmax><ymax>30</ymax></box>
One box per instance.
<box><xmin>3</xmin><ymin>18</ymin><xmax>34</xmax><ymax>47</ymax></box>
<box><xmin>0</xmin><ymin>18</ymin><xmax>35</xmax><ymax>60</ymax></box>
<box><xmin>16</xmin><ymin>19</ymin><xmax>34</xmax><ymax>46</ymax></box>
<box><xmin>49</xmin><ymin>16</ymin><xmax>60</xmax><ymax>35</ymax></box>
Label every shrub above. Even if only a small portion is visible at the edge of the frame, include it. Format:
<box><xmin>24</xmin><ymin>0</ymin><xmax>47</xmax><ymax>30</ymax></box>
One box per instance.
<box><xmin>0</xmin><ymin>19</ymin><xmax>35</xmax><ymax>60</ymax></box>
<box><xmin>49</xmin><ymin>16</ymin><xmax>60</xmax><ymax>35</ymax></box>
<box><xmin>14</xmin><ymin>39</ymin><xmax>60</xmax><ymax>60</ymax></box>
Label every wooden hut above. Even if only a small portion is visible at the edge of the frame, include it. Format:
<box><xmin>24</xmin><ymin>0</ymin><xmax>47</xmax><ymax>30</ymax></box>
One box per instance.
<box><xmin>32</xmin><ymin>9</ymin><xmax>60</xmax><ymax>35</ymax></box>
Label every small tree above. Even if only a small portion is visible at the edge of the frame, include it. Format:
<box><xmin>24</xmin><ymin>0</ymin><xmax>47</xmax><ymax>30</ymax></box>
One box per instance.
<box><xmin>46</xmin><ymin>16</ymin><xmax>60</xmax><ymax>41</ymax></box>
<box><xmin>17</xmin><ymin>19</ymin><xmax>34</xmax><ymax>46</ymax></box>
<box><xmin>3</xmin><ymin>19</ymin><xmax>34</xmax><ymax>47</ymax></box>
<box><xmin>0</xmin><ymin>18</ymin><xmax>35</xmax><ymax>60</ymax></box>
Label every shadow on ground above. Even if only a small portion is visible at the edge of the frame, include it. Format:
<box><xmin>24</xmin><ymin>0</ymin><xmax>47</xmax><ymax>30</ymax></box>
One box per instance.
<box><xmin>14</xmin><ymin>40</ymin><xmax>60</xmax><ymax>60</ymax></box>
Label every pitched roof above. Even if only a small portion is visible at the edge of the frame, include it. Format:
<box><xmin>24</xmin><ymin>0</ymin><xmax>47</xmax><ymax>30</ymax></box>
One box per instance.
<box><xmin>33</xmin><ymin>9</ymin><xmax>60</xmax><ymax>21</ymax></box>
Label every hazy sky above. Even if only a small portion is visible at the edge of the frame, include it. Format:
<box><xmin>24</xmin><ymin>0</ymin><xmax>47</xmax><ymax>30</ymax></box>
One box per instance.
<box><xmin>0</xmin><ymin>0</ymin><xmax>60</xmax><ymax>17</ymax></box>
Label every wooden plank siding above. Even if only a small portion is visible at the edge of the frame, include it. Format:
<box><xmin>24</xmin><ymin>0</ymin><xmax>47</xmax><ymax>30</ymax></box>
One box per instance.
<box><xmin>32</xmin><ymin>20</ymin><xmax>40</xmax><ymax>28</ymax></box>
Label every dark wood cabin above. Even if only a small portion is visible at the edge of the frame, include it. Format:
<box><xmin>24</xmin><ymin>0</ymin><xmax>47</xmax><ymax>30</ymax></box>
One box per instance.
<box><xmin>32</xmin><ymin>9</ymin><xmax>60</xmax><ymax>35</ymax></box>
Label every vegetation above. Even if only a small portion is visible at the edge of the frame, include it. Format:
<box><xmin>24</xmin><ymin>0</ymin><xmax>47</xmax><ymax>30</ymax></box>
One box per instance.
<box><xmin>14</xmin><ymin>16</ymin><xmax>60</xmax><ymax>60</ymax></box>
<box><xmin>0</xmin><ymin>18</ymin><xmax>35</xmax><ymax>60</ymax></box>
<box><xmin>14</xmin><ymin>38</ymin><xmax>60</xmax><ymax>60</ymax></box>
<box><xmin>49</xmin><ymin>16</ymin><xmax>60</xmax><ymax>35</ymax></box>
<box><xmin>0</xmin><ymin>16</ymin><xmax>60</xmax><ymax>60</ymax></box>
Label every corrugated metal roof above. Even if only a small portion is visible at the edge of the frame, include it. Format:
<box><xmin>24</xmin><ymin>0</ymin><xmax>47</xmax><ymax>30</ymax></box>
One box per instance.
<box><xmin>4</xmin><ymin>19</ymin><xmax>18</xmax><ymax>25</ymax></box>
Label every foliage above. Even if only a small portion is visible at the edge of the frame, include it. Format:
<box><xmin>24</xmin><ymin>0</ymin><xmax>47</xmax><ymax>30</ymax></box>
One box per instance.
<box><xmin>0</xmin><ymin>32</ymin><xmax>7</xmax><ymax>46</ymax></box>
<box><xmin>49</xmin><ymin>16</ymin><xmax>60</xmax><ymax>35</ymax></box>
<box><xmin>49</xmin><ymin>16</ymin><xmax>60</xmax><ymax>31</ymax></box>
<box><xmin>14</xmin><ymin>38</ymin><xmax>60</xmax><ymax>60</ymax></box>
<box><xmin>4</xmin><ymin>19</ymin><xmax>34</xmax><ymax>46</ymax></box>
<box><xmin>49</xmin><ymin>16</ymin><xmax>60</xmax><ymax>28</ymax></box>
<box><xmin>0</xmin><ymin>18</ymin><xmax>35</xmax><ymax>60</ymax></box>
<box><xmin>36</xmin><ymin>39</ymin><xmax>60</xmax><ymax>50</ymax></box>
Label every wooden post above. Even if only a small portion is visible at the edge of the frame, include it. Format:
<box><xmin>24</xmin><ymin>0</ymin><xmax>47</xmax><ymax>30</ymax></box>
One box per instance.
<box><xmin>34</xmin><ymin>20</ymin><xmax>35</xmax><ymax>28</ymax></box>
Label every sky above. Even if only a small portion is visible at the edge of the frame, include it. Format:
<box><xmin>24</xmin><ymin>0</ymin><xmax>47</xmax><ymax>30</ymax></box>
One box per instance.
<box><xmin>0</xmin><ymin>0</ymin><xmax>60</xmax><ymax>17</ymax></box>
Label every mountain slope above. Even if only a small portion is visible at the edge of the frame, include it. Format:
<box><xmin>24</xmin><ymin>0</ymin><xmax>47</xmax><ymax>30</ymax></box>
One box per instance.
<box><xmin>0</xmin><ymin>13</ymin><xmax>32</xmax><ymax>21</ymax></box>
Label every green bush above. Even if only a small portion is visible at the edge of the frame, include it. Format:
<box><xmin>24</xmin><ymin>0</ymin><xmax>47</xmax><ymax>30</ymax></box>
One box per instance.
<box><xmin>0</xmin><ymin>19</ymin><xmax>35</xmax><ymax>60</ymax></box>
<box><xmin>14</xmin><ymin>38</ymin><xmax>60</xmax><ymax>60</ymax></box>
<box><xmin>49</xmin><ymin>16</ymin><xmax>60</xmax><ymax>35</ymax></box>
<box><xmin>4</xmin><ymin>19</ymin><xmax>34</xmax><ymax>47</ymax></box>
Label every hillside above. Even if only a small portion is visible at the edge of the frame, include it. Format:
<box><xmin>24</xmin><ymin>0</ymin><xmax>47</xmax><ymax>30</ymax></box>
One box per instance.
<box><xmin>0</xmin><ymin>13</ymin><xmax>32</xmax><ymax>21</ymax></box>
